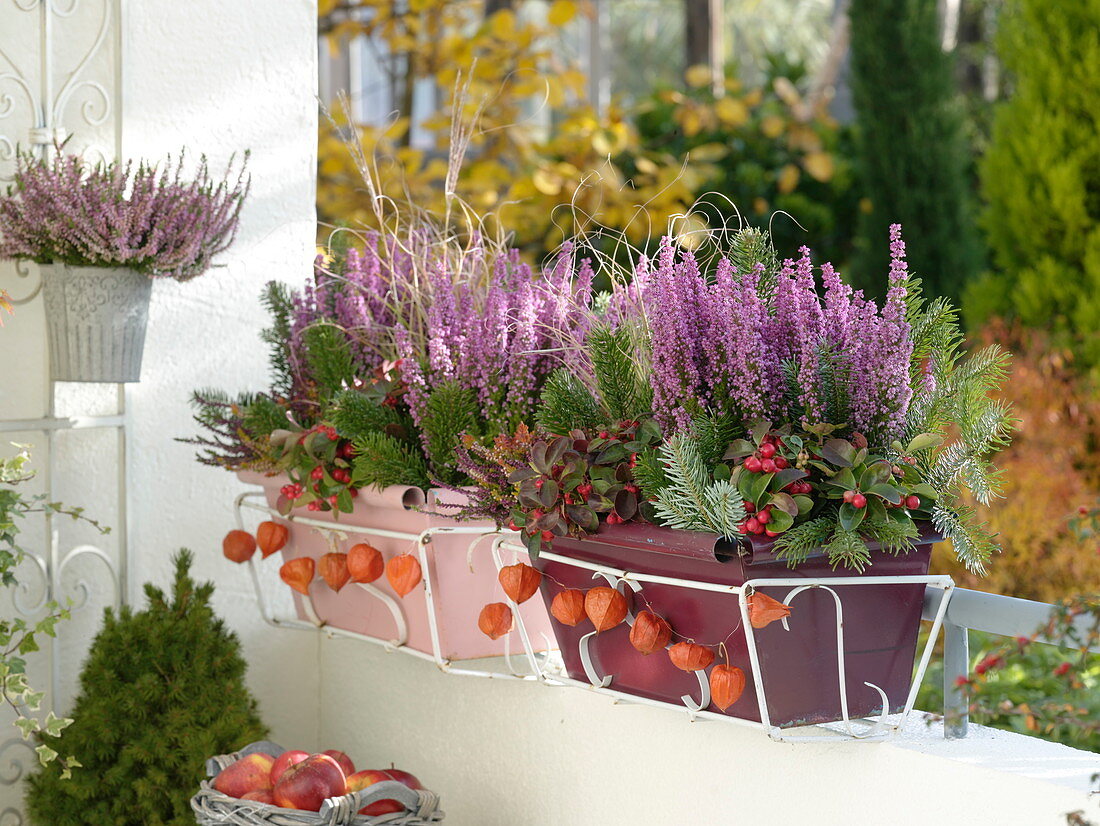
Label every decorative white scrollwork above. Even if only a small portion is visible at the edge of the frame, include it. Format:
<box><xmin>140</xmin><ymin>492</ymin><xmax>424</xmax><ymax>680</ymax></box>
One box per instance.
<box><xmin>0</xmin><ymin>0</ymin><xmax>116</xmax><ymax>183</ymax></box>
<box><xmin>777</xmin><ymin>583</ymin><xmax>891</xmax><ymax>739</ymax></box>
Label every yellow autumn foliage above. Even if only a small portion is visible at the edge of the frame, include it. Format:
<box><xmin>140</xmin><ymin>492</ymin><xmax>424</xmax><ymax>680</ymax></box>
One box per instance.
<box><xmin>316</xmin><ymin>0</ymin><xmax>695</xmax><ymax>255</ymax></box>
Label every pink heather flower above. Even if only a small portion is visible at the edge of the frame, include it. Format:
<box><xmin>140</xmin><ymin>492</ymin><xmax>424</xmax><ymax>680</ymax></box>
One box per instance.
<box><xmin>640</xmin><ymin>228</ymin><xmax>918</xmax><ymax>446</ymax></box>
<box><xmin>0</xmin><ymin>149</ymin><xmax>248</xmax><ymax>280</ymax></box>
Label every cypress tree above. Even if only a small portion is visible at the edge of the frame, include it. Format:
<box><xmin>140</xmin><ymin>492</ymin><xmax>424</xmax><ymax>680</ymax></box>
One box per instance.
<box><xmin>967</xmin><ymin>0</ymin><xmax>1100</xmax><ymax>366</ymax></box>
<box><xmin>25</xmin><ymin>551</ymin><xmax>268</xmax><ymax>826</ymax></box>
<box><xmin>848</xmin><ymin>0</ymin><xmax>981</xmax><ymax>303</ymax></box>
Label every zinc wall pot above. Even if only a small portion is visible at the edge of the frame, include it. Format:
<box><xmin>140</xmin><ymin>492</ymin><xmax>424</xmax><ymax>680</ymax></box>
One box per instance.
<box><xmin>534</xmin><ymin>523</ymin><xmax>937</xmax><ymax>728</ymax></box>
<box><xmin>240</xmin><ymin>471</ymin><xmax>554</xmax><ymax>661</ymax></box>
<box><xmin>39</xmin><ymin>263</ymin><xmax>153</xmax><ymax>382</ymax></box>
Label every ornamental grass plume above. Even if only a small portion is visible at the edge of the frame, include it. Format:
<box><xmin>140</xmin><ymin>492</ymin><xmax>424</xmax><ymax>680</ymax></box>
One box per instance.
<box><xmin>0</xmin><ymin>148</ymin><xmax>248</xmax><ymax>280</ymax></box>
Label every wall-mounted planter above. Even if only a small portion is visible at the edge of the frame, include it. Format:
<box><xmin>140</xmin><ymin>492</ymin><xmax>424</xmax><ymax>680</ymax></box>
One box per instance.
<box><xmin>40</xmin><ymin>263</ymin><xmax>152</xmax><ymax>383</ymax></box>
<box><xmin>239</xmin><ymin>472</ymin><xmax>554</xmax><ymax>664</ymax></box>
<box><xmin>532</xmin><ymin>522</ymin><xmax>941</xmax><ymax>730</ymax></box>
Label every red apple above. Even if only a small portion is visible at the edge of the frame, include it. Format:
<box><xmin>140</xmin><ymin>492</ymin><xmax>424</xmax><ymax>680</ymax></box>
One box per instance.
<box><xmin>241</xmin><ymin>789</ymin><xmax>276</xmax><ymax>805</ymax></box>
<box><xmin>321</xmin><ymin>749</ymin><xmax>355</xmax><ymax>777</ymax></box>
<box><xmin>273</xmin><ymin>754</ymin><xmax>346</xmax><ymax>811</ymax></box>
<box><xmin>346</xmin><ymin>768</ymin><xmax>422</xmax><ymax>816</ymax></box>
<box><xmin>270</xmin><ymin>750</ymin><xmax>310</xmax><ymax>784</ymax></box>
<box><xmin>212</xmin><ymin>753</ymin><xmax>275</xmax><ymax>799</ymax></box>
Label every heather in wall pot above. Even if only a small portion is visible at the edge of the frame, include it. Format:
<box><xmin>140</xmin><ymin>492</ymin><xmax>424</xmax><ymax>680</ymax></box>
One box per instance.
<box><xmin>0</xmin><ymin>149</ymin><xmax>248</xmax><ymax>382</ymax></box>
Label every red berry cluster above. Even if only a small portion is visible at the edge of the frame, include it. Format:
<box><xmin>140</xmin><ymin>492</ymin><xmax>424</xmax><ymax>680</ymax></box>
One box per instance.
<box><xmin>742</xmin><ymin>439</ymin><xmax>791</xmax><ymax>475</ymax></box>
<box><xmin>739</xmin><ymin>503</ymin><xmax>780</xmax><ymax>538</ymax></box>
<box><xmin>286</xmin><ymin>425</ymin><xmax>359</xmax><ymax>513</ymax></box>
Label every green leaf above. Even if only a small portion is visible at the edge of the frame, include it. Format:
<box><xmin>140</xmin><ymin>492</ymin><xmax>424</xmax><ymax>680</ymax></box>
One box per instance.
<box><xmin>839</xmin><ymin>502</ymin><xmax>867</xmax><ymax>531</ymax></box>
<box><xmin>712</xmin><ymin>464</ymin><xmax>731</xmax><ymax>482</ymax></box>
<box><xmin>637</xmin><ymin>418</ymin><xmax>662</xmax><ymax>445</ymax></box>
<box><xmin>825</xmin><ymin>467</ymin><xmax>857</xmax><ymax>489</ymax></box>
<box><xmin>768</xmin><ymin>509</ymin><xmax>794</xmax><ymax>532</ymax></box>
<box><xmin>770</xmin><ymin>468</ymin><xmax>808</xmax><ymax>491</ymax></box>
<box><xmin>866</xmin><ymin>483</ymin><xmax>902</xmax><ymax>505</ymax></box>
<box><xmin>749</xmin><ymin>420</ymin><xmax>772</xmax><ymax>444</ymax></box>
<box><xmin>820</xmin><ymin>439</ymin><xmax>856</xmax><ymax>467</ymax></box>
<box><xmin>768</xmin><ymin>492</ymin><xmax>799</xmax><ymax>517</ymax></box>
<box><xmin>748</xmin><ymin>472</ymin><xmax>774</xmax><ymax>503</ymax></box>
<box><xmin>722</xmin><ymin>439</ymin><xmax>756</xmax><ymax>460</ymax></box>
<box><xmin>906</xmin><ymin>433</ymin><xmax>944</xmax><ymax>453</ymax></box>
<box><xmin>793</xmin><ymin>495</ymin><xmax>814</xmax><ymax>515</ymax></box>
<box><xmin>859</xmin><ymin>461</ymin><xmax>893</xmax><ymax>489</ymax></box>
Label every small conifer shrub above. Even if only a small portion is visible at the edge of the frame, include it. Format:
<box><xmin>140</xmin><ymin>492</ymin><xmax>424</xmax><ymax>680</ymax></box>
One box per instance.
<box><xmin>25</xmin><ymin>550</ymin><xmax>268</xmax><ymax>826</ymax></box>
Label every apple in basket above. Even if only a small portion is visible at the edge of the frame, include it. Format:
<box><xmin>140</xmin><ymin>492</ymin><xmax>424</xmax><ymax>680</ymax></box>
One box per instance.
<box><xmin>212</xmin><ymin>753</ymin><xmax>275</xmax><ymax>798</ymax></box>
<box><xmin>322</xmin><ymin>749</ymin><xmax>356</xmax><ymax>777</ymax></box>
<box><xmin>241</xmin><ymin>789</ymin><xmax>276</xmax><ymax>805</ymax></box>
<box><xmin>270</xmin><ymin>749</ymin><xmax>310</xmax><ymax>784</ymax></box>
<box><xmin>347</xmin><ymin>768</ymin><xmax>423</xmax><ymax>816</ymax></box>
<box><xmin>273</xmin><ymin>754</ymin><xmax>347</xmax><ymax>811</ymax></box>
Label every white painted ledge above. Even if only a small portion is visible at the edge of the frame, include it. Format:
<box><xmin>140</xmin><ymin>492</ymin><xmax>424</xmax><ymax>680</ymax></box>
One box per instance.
<box><xmin>310</xmin><ymin>637</ymin><xmax>1100</xmax><ymax>826</ymax></box>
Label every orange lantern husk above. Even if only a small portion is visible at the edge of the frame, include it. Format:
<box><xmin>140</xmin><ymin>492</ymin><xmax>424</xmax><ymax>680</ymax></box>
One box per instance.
<box><xmin>478</xmin><ymin>602</ymin><xmax>513</xmax><ymax>640</ymax></box>
<box><xmin>386</xmin><ymin>553</ymin><xmax>422</xmax><ymax>597</ymax></box>
<box><xmin>629</xmin><ymin>610</ymin><xmax>672</xmax><ymax>655</ymax></box>
<box><xmin>747</xmin><ymin>592</ymin><xmax>792</xmax><ymax>629</ymax></box>
<box><xmin>222</xmin><ymin>530</ymin><xmax>257</xmax><ymax>563</ymax></box>
<box><xmin>668</xmin><ymin>642</ymin><xmax>714</xmax><ymax>672</ymax></box>
<box><xmin>710</xmin><ymin>664</ymin><xmax>746</xmax><ymax>711</ymax></box>
<box><xmin>320</xmin><ymin>552</ymin><xmax>350</xmax><ymax>592</ymax></box>
<box><xmin>256</xmin><ymin>521</ymin><xmax>289</xmax><ymax>558</ymax></box>
<box><xmin>279</xmin><ymin>557</ymin><xmax>315</xmax><ymax>595</ymax></box>
<box><xmin>584</xmin><ymin>587</ymin><xmax>628</xmax><ymax>632</ymax></box>
<box><xmin>498</xmin><ymin>563</ymin><xmax>542</xmax><ymax>604</ymax></box>
<box><xmin>550</xmin><ymin>589</ymin><xmax>588</xmax><ymax>626</ymax></box>
<box><xmin>347</xmin><ymin>543</ymin><xmax>384</xmax><ymax>583</ymax></box>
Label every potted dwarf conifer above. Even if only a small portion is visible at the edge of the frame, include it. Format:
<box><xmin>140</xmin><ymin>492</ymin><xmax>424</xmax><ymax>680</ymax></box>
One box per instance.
<box><xmin>0</xmin><ymin>149</ymin><xmax>248</xmax><ymax>382</ymax></box>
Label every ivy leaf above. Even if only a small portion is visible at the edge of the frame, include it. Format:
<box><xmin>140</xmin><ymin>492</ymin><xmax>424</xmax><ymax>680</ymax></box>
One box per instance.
<box><xmin>14</xmin><ymin>717</ymin><xmax>37</xmax><ymax>740</ymax></box>
<box><xmin>34</xmin><ymin>744</ymin><xmax>57</xmax><ymax>766</ymax></box>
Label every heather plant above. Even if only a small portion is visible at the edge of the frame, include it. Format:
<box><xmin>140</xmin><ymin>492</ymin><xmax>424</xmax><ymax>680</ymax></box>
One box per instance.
<box><xmin>495</xmin><ymin>226</ymin><xmax>1012</xmax><ymax>572</ymax></box>
<box><xmin>0</xmin><ymin>149</ymin><xmax>248</xmax><ymax>280</ymax></box>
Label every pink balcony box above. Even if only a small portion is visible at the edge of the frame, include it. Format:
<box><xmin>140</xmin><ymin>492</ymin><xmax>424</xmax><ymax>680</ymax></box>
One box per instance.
<box><xmin>238</xmin><ymin>471</ymin><xmax>553</xmax><ymax>662</ymax></box>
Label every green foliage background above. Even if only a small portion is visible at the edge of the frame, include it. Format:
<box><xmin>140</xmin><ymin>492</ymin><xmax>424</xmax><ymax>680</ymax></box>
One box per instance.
<box><xmin>849</xmin><ymin>0</ymin><xmax>983</xmax><ymax>303</ymax></box>
<box><xmin>967</xmin><ymin>0</ymin><xmax>1100</xmax><ymax>366</ymax></box>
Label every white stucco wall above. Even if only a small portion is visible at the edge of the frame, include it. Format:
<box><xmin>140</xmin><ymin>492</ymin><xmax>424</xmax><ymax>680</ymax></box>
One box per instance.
<box><xmin>118</xmin><ymin>0</ymin><xmax>321</xmax><ymax>748</ymax></box>
<box><xmin>0</xmin><ymin>0</ymin><xmax>321</xmax><ymax>794</ymax></box>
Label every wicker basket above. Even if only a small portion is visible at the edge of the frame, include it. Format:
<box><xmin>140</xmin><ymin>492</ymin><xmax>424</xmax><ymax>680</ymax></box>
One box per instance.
<box><xmin>191</xmin><ymin>741</ymin><xmax>444</xmax><ymax>826</ymax></box>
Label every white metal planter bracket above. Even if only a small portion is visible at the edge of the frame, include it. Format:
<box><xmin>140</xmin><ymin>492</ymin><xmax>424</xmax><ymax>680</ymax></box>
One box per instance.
<box><xmin>234</xmin><ymin>492</ymin><xmax>544</xmax><ymax>681</ymax></box>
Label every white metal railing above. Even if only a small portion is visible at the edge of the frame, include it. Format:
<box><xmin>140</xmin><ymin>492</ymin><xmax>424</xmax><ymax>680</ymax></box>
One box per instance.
<box><xmin>922</xmin><ymin>587</ymin><xmax>1100</xmax><ymax>738</ymax></box>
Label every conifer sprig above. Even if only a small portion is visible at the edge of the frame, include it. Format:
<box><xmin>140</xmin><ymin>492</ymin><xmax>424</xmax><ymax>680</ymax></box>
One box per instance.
<box><xmin>652</xmin><ymin>436</ymin><xmax>746</xmax><ymax>537</ymax></box>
